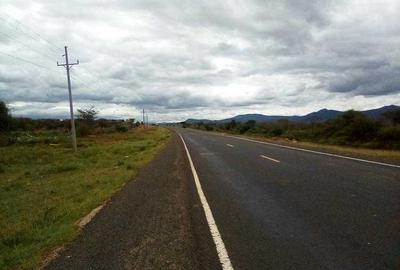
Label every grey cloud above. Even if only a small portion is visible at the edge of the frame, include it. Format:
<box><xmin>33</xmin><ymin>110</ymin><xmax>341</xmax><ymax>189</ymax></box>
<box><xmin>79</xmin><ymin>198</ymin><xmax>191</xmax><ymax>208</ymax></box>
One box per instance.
<box><xmin>0</xmin><ymin>0</ymin><xmax>399</xmax><ymax>120</ymax></box>
<box><xmin>326</xmin><ymin>66</ymin><xmax>400</xmax><ymax>96</ymax></box>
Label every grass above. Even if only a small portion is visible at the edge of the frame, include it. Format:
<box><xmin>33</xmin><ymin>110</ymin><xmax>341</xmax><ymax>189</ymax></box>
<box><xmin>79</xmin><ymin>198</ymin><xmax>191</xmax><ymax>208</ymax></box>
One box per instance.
<box><xmin>0</xmin><ymin>127</ymin><xmax>171</xmax><ymax>270</ymax></box>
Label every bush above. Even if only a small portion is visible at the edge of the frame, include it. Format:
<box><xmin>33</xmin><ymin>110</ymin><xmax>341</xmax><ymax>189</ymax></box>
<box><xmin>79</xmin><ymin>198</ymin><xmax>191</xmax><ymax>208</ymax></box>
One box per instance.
<box><xmin>378</xmin><ymin>125</ymin><xmax>400</xmax><ymax>148</ymax></box>
<box><xmin>76</xmin><ymin>122</ymin><xmax>92</xmax><ymax>137</ymax></box>
<box><xmin>332</xmin><ymin>110</ymin><xmax>379</xmax><ymax>142</ymax></box>
<box><xmin>116</xmin><ymin>124</ymin><xmax>129</xmax><ymax>132</ymax></box>
<box><xmin>383</xmin><ymin>110</ymin><xmax>400</xmax><ymax>124</ymax></box>
<box><xmin>270</xmin><ymin>127</ymin><xmax>284</xmax><ymax>137</ymax></box>
<box><xmin>0</xmin><ymin>101</ymin><xmax>12</xmax><ymax>132</ymax></box>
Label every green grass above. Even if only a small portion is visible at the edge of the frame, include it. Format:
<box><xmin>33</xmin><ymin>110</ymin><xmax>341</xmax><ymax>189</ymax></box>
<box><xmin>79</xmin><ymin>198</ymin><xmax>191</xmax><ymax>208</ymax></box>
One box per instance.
<box><xmin>0</xmin><ymin>127</ymin><xmax>171</xmax><ymax>270</ymax></box>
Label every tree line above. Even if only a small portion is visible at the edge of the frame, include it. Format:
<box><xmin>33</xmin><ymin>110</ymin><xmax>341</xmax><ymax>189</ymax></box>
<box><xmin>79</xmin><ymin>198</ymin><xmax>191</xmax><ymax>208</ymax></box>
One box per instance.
<box><xmin>0</xmin><ymin>101</ymin><xmax>141</xmax><ymax>146</ymax></box>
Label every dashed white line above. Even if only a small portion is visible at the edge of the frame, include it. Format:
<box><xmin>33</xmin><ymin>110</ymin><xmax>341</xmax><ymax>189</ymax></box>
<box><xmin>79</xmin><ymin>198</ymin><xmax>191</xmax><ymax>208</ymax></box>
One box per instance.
<box><xmin>222</xmin><ymin>135</ymin><xmax>400</xmax><ymax>169</ymax></box>
<box><xmin>260</xmin><ymin>154</ymin><xmax>280</xmax><ymax>163</ymax></box>
<box><xmin>179</xmin><ymin>133</ymin><xmax>234</xmax><ymax>270</ymax></box>
<box><xmin>226</xmin><ymin>144</ymin><xmax>234</xmax><ymax>148</ymax></box>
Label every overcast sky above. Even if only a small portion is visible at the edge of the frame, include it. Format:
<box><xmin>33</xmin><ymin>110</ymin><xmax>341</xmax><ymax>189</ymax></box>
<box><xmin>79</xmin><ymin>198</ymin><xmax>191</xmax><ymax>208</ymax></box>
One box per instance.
<box><xmin>0</xmin><ymin>0</ymin><xmax>399</xmax><ymax>122</ymax></box>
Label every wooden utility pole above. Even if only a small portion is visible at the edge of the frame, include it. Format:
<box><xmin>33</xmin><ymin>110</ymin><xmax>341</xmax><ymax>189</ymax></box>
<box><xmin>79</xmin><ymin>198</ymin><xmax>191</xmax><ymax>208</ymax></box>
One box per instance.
<box><xmin>142</xmin><ymin>109</ymin><xmax>145</xmax><ymax>127</ymax></box>
<box><xmin>57</xmin><ymin>46</ymin><xmax>79</xmax><ymax>152</ymax></box>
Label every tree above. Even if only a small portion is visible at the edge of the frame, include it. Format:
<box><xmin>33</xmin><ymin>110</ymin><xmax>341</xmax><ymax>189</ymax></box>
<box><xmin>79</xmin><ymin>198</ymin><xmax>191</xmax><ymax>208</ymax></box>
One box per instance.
<box><xmin>333</xmin><ymin>110</ymin><xmax>378</xmax><ymax>142</ymax></box>
<box><xmin>77</xmin><ymin>106</ymin><xmax>98</xmax><ymax>122</ymax></box>
<box><xmin>383</xmin><ymin>110</ymin><xmax>400</xmax><ymax>124</ymax></box>
<box><xmin>0</xmin><ymin>101</ymin><xmax>12</xmax><ymax>132</ymax></box>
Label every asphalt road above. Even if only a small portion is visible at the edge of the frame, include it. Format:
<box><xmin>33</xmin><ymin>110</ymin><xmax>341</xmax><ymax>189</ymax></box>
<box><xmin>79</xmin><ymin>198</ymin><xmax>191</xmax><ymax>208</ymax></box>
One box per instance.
<box><xmin>46</xmin><ymin>128</ymin><xmax>400</xmax><ymax>270</ymax></box>
<box><xmin>177</xmin><ymin>127</ymin><xmax>400</xmax><ymax>270</ymax></box>
<box><xmin>45</xmin><ymin>133</ymin><xmax>221</xmax><ymax>270</ymax></box>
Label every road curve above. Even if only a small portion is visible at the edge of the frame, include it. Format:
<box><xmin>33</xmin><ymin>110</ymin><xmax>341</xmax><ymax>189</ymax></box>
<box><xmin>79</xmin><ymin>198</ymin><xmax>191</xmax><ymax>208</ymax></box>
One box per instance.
<box><xmin>177</xmin><ymin>127</ymin><xmax>400</xmax><ymax>270</ymax></box>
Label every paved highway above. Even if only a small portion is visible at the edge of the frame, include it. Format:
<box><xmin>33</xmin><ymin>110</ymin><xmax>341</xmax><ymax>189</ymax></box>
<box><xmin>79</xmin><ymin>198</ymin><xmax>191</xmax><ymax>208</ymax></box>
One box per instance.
<box><xmin>177</xmin><ymin>127</ymin><xmax>400</xmax><ymax>270</ymax></box>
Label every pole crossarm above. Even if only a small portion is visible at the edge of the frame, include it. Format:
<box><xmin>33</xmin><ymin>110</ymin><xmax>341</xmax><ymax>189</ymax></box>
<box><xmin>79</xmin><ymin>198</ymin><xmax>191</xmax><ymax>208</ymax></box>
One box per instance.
<box><xmin>57</xmin><ymin>60</ymin><xmax>79</xmax><ymax>67</ymax></box>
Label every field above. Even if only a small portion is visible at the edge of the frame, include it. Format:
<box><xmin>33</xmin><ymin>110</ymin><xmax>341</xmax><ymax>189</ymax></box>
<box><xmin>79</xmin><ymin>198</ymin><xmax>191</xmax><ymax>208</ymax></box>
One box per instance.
<box><xmin>0</xmin><ymin>127</ymin><xmax>170</xmax><ymax>270</ymax></box>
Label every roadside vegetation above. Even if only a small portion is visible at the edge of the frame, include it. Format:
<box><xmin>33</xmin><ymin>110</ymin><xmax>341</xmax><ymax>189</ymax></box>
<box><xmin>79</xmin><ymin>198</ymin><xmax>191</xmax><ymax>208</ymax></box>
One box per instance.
<box><xmin>0</xmin><ymin>101</ymin><xmax>170</xmax><ymax>269</ymax></box>
<box><xmin>186</xmin><ymin>110</ymin><xmax>400</xmax><ymax>149</ymax></box>
<box><xmin>184</xmin><ymin>109</ymin><xmax>400</xmax><ymax>161</ymax></box>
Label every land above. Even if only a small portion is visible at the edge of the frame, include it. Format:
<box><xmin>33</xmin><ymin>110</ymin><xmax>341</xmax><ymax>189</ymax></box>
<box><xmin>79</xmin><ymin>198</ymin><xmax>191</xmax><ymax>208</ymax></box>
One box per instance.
<box><xmin>183</xmin><ymin>109</ymin><xmax>400</xmax><ymax>157</ymax></box>
<box><xmin>47</xmin><ymin>128</ymin><xmax>400</xmax><ymax>269</ymax></box>
<box><xmin>0</xmin><ymin>127</ymin><xmax>170</xmax><ymax>270</ymax></box>
<box><xmin>45</xmin><ymin>130</ymin><xmax>220</xmax><ymax>270</ymax></box>
<box><xmin>2</xmin><ymin>126</ymin><xmax>399</xmax><ymax>270</ymax></box>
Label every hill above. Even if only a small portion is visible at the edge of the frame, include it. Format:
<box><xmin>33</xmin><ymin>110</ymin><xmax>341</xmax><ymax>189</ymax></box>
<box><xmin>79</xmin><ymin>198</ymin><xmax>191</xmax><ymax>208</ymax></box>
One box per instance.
<box><xmin>184</xmin><ymin>105</ymin><xmax>400</xmax><ymax>124</ymax></box>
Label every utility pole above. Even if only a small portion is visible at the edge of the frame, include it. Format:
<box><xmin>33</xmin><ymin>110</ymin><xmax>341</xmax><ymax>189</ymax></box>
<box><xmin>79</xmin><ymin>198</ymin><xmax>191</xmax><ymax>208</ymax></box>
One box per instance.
<box><xmin>57</xmin><ymin>46</ymin><xmax>79</xmax><ymax>152</ymax></box>
<box><xmin>142</xmin><ymin>109</ymin><xmax>145</xmax><ymax>127</ymax></box>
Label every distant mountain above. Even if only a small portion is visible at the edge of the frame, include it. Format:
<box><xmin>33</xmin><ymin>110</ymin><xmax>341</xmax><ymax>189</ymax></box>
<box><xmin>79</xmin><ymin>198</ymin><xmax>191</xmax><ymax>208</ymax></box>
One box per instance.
<box><xmin>298</xmin><ymin>108</ymin><xmax>342</xmax><ymax>122</ymax></box>
<box><xmin>362</xmin><ymin>105</ymin><xmax>400</xmax><ymax>119</ymax></box>
<box><xmin>184</xmin><ymin>118</ymin><xmax>214</xmax><ymax>124</ymax></box>
<box><xmin>183</xmin><ymin>105</ymin><xmax>400</xmax><ymax>124</ymax></box>
<box><xmin>219</xmin><ymin>114</ymin><xmax>286</xmax><ymax>123</ymax></box>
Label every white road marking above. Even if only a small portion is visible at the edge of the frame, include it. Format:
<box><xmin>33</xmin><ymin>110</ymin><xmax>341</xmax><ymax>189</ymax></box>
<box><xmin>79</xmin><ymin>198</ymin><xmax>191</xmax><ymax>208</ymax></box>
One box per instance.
<box><xmin>226</xmin><ymin>144</ymin><xmax>234</xmax><ymax>148</ymax></box>
<box><xmin>260</xmin><ymin>155</ymin><xmax>280</xmax><ymax>163</ymax></box>
<box><xmin>179</xmin><ymin>134</ymin><xmax>234</xmax><ymax>270</ymax></box>
<box><xmin>200</xmin><ymin>152</ymin><xmax>215</xmax><ymax>156</ymax></box>
<box><xmin>222</xmin><ymin>135</ymin><xmax>400</xmax><ymax>169</ymax></box>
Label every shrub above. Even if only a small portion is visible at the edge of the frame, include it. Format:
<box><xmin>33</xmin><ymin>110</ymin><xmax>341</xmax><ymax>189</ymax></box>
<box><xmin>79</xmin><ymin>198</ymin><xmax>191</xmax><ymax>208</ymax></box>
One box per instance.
<box><xmin>0</xmin><ymin>101</ymin><xmax>12</xmax><ymax>132</ymax></box>
<box><xmin>270</xmin><ymin>127</ymin><xmax>284</xmax><ymax>137</ymax></box>
<box><xmin>76</xmin><ymin>122</ymin><xmax>92</xmax><ymax>137</ymax></box>
<box><xmin>383</xmin><ymin>110</ymin><xmax>400</xmax><ymax>124</ymax></box>
<box><xmin>378</xmin><ymin>125</ymin><xmax>400</xmax><ymax>146</ymax></box>
<box><xmin>332</xmin><ymin>110</ymin><xmax>379</xmax><ymax>142</ymax></box>
<box><xmin>116</xmin><ymin>124</ymin><xmax>129</xmax><ymax>132</ymax></box>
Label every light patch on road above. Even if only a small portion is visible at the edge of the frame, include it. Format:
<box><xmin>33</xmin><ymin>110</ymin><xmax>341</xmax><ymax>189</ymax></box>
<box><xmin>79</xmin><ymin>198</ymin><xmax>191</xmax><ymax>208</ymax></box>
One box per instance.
<box><xmin>260</xmin><ymin>155</ymin><xmax>280</xmax><ymax>163</ymax></box>
<box><xmin>179</xmin><ymin>134</ymin><xmax>234</xmax><ymax>270</ymax></box>
<box><xmin>226</xmin><ymin>144</ymin><xmax>234</xmax><ymax>148</ymax></box>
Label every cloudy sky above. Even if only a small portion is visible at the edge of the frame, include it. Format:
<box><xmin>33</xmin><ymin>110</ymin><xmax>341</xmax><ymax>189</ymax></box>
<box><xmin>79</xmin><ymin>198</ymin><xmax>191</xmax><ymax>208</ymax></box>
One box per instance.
<box><xmin>0</xmin><ymin>0</ymin><xmax>399</xmax><ymax>122</ymax></box>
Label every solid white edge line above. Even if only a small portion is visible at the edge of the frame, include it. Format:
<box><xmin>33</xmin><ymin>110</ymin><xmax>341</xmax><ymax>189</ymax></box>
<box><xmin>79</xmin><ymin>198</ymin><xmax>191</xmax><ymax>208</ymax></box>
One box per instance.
<box><xmin>179</xmin><ymin>133</ymin><xmax>234</xmax><ymax>270</ymax></box>
<box><xmin>260</xmin><ymin>154</ymin><xmax>280</xmax><ymax>163</ymax></box>
<box><xmin>222</xmin><ymin>135</ymin><xmax>400</xmax><ymax>169</ymax></box>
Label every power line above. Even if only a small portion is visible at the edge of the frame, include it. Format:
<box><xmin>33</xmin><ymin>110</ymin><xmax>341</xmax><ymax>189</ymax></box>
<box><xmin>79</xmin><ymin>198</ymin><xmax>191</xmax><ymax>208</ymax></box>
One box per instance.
<box><xmin>0</xmin><ymin>13</ymin><xmax>142</xmax><ymax>120</ymax></box>
<box><xmin>0</xmin><ymin>14</ymin><xmax>116</xmax><ymax>96</ymax></box>
<box><xmin>0</xmin><ymin>51</ymin><xmax>49</xmax><ymax>69</ymax></box>
<box><xmin>0</xmin><ymin>31</ymin><xmax>59</xmax><ymax>63</ymax></box>
<box><xmin>0</xmin><ymin>13</ymin><xmax>63</xmax><ymax>54</ymax></box>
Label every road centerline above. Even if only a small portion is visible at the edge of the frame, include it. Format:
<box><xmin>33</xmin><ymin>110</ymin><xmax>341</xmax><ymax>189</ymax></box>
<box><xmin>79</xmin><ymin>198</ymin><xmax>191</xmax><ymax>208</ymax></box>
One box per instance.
<box><xmin>226</xmin><ymin>144</ymin><xmax>234</xmax><ymax>148</ymax></box>
<box><xmin>260</xmin><ymin>154</ymin><xmax>280</xmax><ymax>163</ymax></box>
<box><xmin>179</xmin><ymin>133</ymin><xmax>234</xmax><ymax>270</ymax></box>
<box><xmin>216</xmin><ymin>133</ymin><xmax>400</xmax><ymax>169</ymax></box>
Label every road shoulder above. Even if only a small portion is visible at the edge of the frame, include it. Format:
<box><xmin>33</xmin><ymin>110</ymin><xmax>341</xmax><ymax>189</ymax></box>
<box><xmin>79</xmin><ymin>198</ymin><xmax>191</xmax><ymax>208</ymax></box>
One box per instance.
<box><xmin>45</xmin><ymin>132</ymin><xmax>220</xmax><ymax>270</ymax></box>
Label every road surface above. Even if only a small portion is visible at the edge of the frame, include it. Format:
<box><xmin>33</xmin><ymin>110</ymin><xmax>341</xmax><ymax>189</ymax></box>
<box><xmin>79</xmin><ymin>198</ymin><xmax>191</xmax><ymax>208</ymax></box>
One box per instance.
<box><xmin>46</xmin><ymin>133</ymin><xmax>221</xmax><ymax>270</ymax></box>
<box><xmin>47</xmin><ymin>128</ymin><xmax>400</xmax><ymax>269</ymax></box>
<box><xmin>178</xmin><ymin>127</ymin><xmax>400</xmax><ymax>270</ymax></box>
